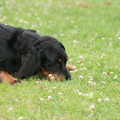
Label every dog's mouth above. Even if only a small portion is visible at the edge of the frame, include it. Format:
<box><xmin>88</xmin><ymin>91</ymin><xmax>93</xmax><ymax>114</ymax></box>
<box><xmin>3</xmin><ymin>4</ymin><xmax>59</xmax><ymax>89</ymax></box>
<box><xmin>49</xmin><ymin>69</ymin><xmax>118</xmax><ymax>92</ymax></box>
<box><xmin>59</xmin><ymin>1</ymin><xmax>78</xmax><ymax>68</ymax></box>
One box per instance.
<box><xmin>39</xmin><ymin>66</ymin><xmax>71</xmax><ymax>81</ymax></box>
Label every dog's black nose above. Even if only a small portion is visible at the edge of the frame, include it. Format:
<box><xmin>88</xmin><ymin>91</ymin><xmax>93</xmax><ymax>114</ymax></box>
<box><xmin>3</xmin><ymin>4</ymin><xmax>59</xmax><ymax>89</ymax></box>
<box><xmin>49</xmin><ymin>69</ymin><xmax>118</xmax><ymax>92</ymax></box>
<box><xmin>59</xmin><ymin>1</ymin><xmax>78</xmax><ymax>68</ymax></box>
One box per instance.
<box><xmin>65</xmin><ymin>75</ymin><xmax>72</xmax><ymax>80</ymax></box>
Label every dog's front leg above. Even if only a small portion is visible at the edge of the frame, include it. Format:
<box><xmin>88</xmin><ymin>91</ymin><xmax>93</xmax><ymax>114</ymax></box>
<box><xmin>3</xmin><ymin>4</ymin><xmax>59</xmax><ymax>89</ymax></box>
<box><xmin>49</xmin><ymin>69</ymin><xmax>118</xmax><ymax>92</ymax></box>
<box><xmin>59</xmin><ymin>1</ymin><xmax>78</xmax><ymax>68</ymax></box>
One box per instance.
<box><xmin>0</xmin><ymin>71</ymin><xmax>22</xmax><ymax>85</ymax></box>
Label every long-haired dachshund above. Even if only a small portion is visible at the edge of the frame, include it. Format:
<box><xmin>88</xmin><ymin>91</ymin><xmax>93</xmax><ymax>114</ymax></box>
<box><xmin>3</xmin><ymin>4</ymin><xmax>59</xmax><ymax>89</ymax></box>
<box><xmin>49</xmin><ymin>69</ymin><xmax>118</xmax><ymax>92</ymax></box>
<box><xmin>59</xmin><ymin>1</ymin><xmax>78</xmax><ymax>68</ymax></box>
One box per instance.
<box><xmin>0</xmin><ymin>24</ymin><xmax>73</xmax><ymax>84</ymax></box>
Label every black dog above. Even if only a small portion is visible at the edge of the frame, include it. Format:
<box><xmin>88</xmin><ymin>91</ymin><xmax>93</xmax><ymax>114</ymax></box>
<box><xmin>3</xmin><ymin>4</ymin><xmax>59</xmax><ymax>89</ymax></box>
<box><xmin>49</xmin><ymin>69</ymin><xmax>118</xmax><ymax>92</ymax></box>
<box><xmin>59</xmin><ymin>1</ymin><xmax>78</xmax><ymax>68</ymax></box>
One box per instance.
<box><xmin>0</xmin><ymin>24</ymin><xmax>71</xmax><ymax>84</ymax></box>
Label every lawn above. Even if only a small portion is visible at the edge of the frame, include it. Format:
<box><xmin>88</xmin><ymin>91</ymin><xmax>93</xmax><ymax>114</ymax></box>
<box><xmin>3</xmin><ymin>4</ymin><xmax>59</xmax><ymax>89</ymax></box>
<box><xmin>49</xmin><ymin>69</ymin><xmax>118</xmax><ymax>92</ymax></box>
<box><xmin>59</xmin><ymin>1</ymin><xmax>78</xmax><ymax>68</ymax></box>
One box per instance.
<box><xmin>0</xmin><ymin>0</ymin><xmax>120</xmax><ymax>119</ymax></box>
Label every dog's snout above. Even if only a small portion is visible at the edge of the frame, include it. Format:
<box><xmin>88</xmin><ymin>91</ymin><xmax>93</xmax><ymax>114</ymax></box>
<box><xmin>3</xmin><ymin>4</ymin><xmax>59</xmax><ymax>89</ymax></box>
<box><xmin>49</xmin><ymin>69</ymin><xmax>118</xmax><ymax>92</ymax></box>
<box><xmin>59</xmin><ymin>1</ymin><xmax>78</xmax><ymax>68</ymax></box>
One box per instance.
<box><xmin>65</xmin><ymin>74</ymin><xmax>72</xmax><ymax>80</ymax></box>
<box><xmin>62</xmin><ymin>66</ymin><xmax>72</xmax><ymax>80</ymax></box>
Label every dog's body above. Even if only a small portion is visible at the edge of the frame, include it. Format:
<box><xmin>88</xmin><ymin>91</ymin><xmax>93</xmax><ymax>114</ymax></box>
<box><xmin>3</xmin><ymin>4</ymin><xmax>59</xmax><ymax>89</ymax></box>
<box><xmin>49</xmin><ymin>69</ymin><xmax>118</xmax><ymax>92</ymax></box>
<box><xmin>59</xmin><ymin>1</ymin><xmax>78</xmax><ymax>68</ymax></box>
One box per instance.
<box><xmin>0</xmin><ymin>24</ymin><xmax>71</xmax><ymax>84</ymax></box>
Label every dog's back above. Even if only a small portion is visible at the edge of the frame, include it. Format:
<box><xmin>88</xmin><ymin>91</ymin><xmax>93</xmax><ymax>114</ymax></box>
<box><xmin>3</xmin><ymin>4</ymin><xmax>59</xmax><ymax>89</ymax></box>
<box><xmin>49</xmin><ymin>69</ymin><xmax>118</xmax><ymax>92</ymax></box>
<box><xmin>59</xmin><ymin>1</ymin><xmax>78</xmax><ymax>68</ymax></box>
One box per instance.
<box><xmin>0</xmin><ymin>24</ymin><xmax>23</xmax><ymax>72</ymax></box>
<box><xmin>0</xmin><ymin>24</ymin><xmax>23</xmax><ymax>43</ymax></box>
<box><xmin>0</xmin><ymin>24</ymin><xmax>15</xmax><ymax>34</ymax></box>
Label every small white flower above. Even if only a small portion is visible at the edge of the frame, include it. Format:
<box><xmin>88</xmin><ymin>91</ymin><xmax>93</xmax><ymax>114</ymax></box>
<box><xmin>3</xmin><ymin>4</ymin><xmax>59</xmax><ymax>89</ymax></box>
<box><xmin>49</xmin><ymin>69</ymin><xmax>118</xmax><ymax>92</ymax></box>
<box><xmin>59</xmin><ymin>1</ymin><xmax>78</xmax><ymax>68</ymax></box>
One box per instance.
<box><xmin>37</xmin><ymin>17</ymin><xmax>40</xmax><ymax>20</ymax></box>
<box><xmin>115</xmin><ymin>66</ymin><xmax>118</xmax><ymax>70</ymax></box>
<box><xmin>49</xmin><ymin>74</ymin><xmax>52</xmax><ymax>77</ymax></box>
<box><xmin>18</xmin><ymin>117</ymin><xmax>24</xmax><ymax>120</ymax></box>
<box><xmin>77</xmin><ymin>61</ymin><xmax>80</xmax><ymax>63</ymax></box>
<box><xmin>109</xmin><ymin>43</ymin><xmax>112</xmax><ymax>47</ymax></box>
<box><xmin>75</xmin><ymin>69</ymin><xmax>78</xmax><ymax>72</ymax></box>
<box><xmin>0</xmin><ymin>19</ymin><xmax>3</xmax><ymax>22</ymax></box>
<box><xmin>118</xmin><ymin>37</ymin><xmax>120</xmax><ymax>40</ymax></box>
<box><xmin>90</xmin><ymin>104</ymin><xmax>95</xmax><ymax>110</ymax></box>
<box><xmin>69</xmin><ymin>59</ymin><xmax>73</xmax><ymax>62</ymax></box>
<box><xmin>89</xmin><ymin>76</ymin><xmax>93</xmax><ymax>79</ymax></box>
<box><xmin>98</xmin><ymin>98</ymin><xmax>102</xmax><ymax>102</ymax></box>
<box><xmin>48</xmin><ymin>90</ymin><xmax>52</xmax><ymax>92</ymax></box>
<box><xmin>19</xmin><ymin>19</ymin><xmax>24</xmax><ymax>23</ymax></box>
<box><xmin>58</xmin><ymin>92</ymin><xmax>62</xmax><ymax>95</ymax></box>
<box><xmin>102</xmin><ymin>37</ymin><xmax>105</xmax><ymax>40</ymax></box>
<box><xmin>48</xmin><ymin>96</ymin><xmax>52</xmax><ymax>100</ymax></box>
<box><xmin>74</xmin><ymin>25</ymin><xmax>77</xmax><ymax>28</ymax></box>
<box><xmin>83</xmin><ymin>67</ymin><xmax>87</xmax><ymax>70</ymax></box>
<box><xmin>72</xmin><ymin>66</ymin><xmax>76</xmax><ymax>70</ymax></box>
<box><xmin>88</xmin><ymin>80</ymin><xmax>92</xmax><ymax>84</ymax></box>
<box><xmin>60</xmin><ymin>34</ymin><xmax>64</xmax><ymax>36</ymax></box>
<box><xmin>84</xmin><ymin>94</ymin><xmax>88</xmax><ymax>97</ymax></box>
<box><xmin>40</xmin><ymin>98</ymin><xmax>44</xmax><ymax>102</ymax></box>
<box><xmin>35</xmin><ymin>13</ymin><xmax>38</xmax><ymax>16</ymax></box>
<box><xmin>78</xmin><ymin>92</ymin><xmax>83</xmax><ymax>96</ymax></box>
<box><xmin>80</xmin><ymin>63</ymin><xmax>84</xmax><ymax>66</ymax></box>
<box><xmin>53</xmin><ymin>87</ymin><xmax>56</xmax><ymax>89</ymax></box>
<box><xmin>73</xmin><ymin>40</ymin><xmax>78</xmax><ymax>44</ymax></box>
<box><xmin>15</xmin><ymin>17</ymin><xmax>19</xmax><ymax>20</ymax></box>
<box><xmin>116</xmin><ymin>34</ymin><xmax>119</xmax><ymax>37</ymax></box>
<box><xmin>98</xmin><ymin>63</ymin><xmax>100</xmax><ymax>66</ymax></box>
<box><xmin>9</xmin><ymin>107</ymin><xmax>13</xmax><ymax>111</ymax></box>
<box><xmin>35</xmin><ymin>81</ymin><xmax>39</xmax><ymax>84</ymax></box>
<box><xmin>102</xmin><ymin>72</ymin><xmax>107</xmax><ymax>75</ymax></box>
<box><xmin>109</xmin><ymin>38</ymin><xmax>112</xmax><ymax>40</ymax></box>
<box><xmin>79</xmin><ymin>75</ymin><xmax>83</xmax><ymax>79</ymax></box>
<box><xmin>23</xmin><ymin>21</ymin><xmax>29</xmax><ymax>24</ymax></box>
<box><xmin>95</xmin><ymin>33</ymin><xmax>98</xmax><ymax>36</ymax></box>
<box><xmin>14</xmin><ymin>98</ymin><xmax>18</xmax><ymax>103</ymax></box>
<box><xmin>101</xmin><ymin>56</ymin><xmax>103</xmax><ymax>58</ymax></box>
<box><xmin>27</xmin><ymin>13</ymin><xmax>31</xmax><ymax>16</ymax></box>
<box><xmin>92</xmin><ymin>82</ymin><xmax>96</xmax><ymax>86</ymax></box>
<box><xmin>102</xmin><ymin>81</ymin><xmax>105</xmax><ymax>84</ymax></box>
<box><xmin>6</xmin><ymin>1</ymin><xmax>10</xmax><ymax>5</ymax></box>
<box><xmin>89</xmin><ymin>79</ymin><xmax>93</xmax><ymax>81</ymax></box>
<box><xmin>36</xmin><ymin>30</ymin><xmax>40</xmax><ymax>33</ymax></box>
<box><xmin>70</xmin><ymin>71</ymin><xmax>74</xmax><ymax>73</ymax></box>
<box><xmin>75</xmin><ymin>90</ymin><xmax>79</xmax><ymax>92</ymax></box>
<box><xmin>3</xmin><ymin>16</ymin><xmax>7</xmax><ymax>20</ymax></box>
<box><xmin>118</xmin><ymin>32</ymin><xmax>120</xmax><ymax>34</ymax></box>
<box><xmin>105</xmin><ymin>98</ymin><xmax>109</xmax><ymax>102</ymax></box>
<box><xmin>51</xmin><ymin>77</ymin><xmax>55</xmax><ymax>80</ymax></box>
<box><xmin>80</xmin><ymin>56</ymin><xmax>83</xmax><ymax>59</ymax></box>
<box><xmin>110</xmin><ymin>72</ymin><xmax>113</xmax><ymax>76</ymax></box>
<box><xmin>70</xmin><ymin>69</ymin><xmax>78</xmax><ymax>73</ymax></box>
<box><xmin>71</xmin><ymin>20</ymin><xmax>74</xmax><ymax>23</ymax></box>
<box><xmin>113</xmin><ymin>75</ymin><xmax>118</xmax><ymax>79</ymax></box>
<box><xmin>102</xmin><ymin>54</ymin><xmax>105</xmax><ymax>57</ymax></box>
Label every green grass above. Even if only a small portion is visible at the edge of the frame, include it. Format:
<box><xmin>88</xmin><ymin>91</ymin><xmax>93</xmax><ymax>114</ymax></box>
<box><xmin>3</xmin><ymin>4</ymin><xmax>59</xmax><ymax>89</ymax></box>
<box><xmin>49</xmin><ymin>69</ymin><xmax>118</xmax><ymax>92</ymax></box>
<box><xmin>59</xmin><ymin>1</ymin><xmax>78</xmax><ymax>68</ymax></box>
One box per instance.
<box><xmin>0</xmin><ymin>0</ymin><xmax>120</xmax><ymax>119</ymax></box>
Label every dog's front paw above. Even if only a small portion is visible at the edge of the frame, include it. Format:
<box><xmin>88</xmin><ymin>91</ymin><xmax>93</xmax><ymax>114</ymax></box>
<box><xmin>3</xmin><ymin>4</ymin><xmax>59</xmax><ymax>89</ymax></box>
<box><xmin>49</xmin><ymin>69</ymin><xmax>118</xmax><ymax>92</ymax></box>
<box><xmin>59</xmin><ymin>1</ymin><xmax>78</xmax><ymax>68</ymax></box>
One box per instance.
<box><xmin>11</xmin><ymin>79</ymin><xmax>23</xmax><ymax>85</ymax></box>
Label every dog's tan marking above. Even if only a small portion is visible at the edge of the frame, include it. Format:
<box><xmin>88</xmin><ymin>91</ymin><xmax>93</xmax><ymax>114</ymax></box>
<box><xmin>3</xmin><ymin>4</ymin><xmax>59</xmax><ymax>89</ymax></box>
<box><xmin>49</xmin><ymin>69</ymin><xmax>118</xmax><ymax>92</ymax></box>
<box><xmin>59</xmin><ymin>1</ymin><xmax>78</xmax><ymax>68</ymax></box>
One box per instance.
<box><xmin>0</xmin><ymin>71</ymin><xmax>22</xmax><ymax>84</ymax></box>
<box><xmin>39</xmin><ymin>65</ymin><xmax>74</xmax><ymax>81</ymax></box>
<box><xmin>39</xmin><ymin>67</ymin><xmax>64</xmax><ymax>81</ymax></box>
<box><xmin>58</xmin><ymin>59</ymin><xmax>61</xmax><ymax>62</ymax></box>
<box><xmin>66</xmin><ymin>57</ymin><xmax>68</xmax><ymax>61</ymax></box>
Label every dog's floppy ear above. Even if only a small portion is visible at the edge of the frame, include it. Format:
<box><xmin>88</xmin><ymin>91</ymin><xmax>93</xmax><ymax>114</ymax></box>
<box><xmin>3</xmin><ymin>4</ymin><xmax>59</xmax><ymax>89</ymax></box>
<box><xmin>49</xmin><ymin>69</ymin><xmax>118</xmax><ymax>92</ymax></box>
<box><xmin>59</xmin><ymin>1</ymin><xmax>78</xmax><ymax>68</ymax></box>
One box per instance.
<box><xmin>59</xmin><ymin>42</ymin><xmax>65</xmax><ymax>50</ymax></box>
<box><xmin>16</xmin><ymin>48</ymin><xmax>42</xmax><ymax>78</ymax></box>
<box><xmin>30</xmin><ymin>46</ymin><xmax>38</xmax><ymax>55</ymax></box>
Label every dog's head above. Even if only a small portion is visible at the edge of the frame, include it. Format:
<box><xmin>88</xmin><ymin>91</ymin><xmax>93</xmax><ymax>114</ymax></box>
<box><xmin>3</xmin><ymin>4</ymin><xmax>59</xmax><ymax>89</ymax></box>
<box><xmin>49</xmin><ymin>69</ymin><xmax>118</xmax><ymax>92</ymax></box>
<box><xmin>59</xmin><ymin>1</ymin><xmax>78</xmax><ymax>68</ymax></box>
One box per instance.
<box><xmin>18</xmin><ymin>36</ymin><xmax>71</xmax><ymax>80</ymax></box>
<box><xmin>40</xmin><ymin>38</ymin><xmax>71</xmax><ymax>80</ymax></box>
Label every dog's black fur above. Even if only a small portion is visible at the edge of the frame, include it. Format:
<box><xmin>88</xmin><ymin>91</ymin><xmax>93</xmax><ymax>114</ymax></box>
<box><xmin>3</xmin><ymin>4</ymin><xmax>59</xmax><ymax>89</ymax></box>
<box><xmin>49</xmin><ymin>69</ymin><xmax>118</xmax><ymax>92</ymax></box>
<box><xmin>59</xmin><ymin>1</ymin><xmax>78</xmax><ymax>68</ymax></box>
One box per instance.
<box><xmin>0</xmin><ymin>24</ymin><xmax>71</xmax><ymax>80</ymax></box>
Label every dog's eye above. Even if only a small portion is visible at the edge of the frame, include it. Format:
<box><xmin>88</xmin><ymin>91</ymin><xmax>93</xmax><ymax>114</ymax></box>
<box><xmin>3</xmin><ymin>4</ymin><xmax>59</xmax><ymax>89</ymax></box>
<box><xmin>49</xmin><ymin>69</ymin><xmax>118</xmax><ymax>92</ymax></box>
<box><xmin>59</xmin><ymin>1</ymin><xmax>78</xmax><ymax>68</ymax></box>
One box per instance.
<box><xmin>58</xmin><ymin>59</ymin><xmax>61</xmax><ymax>62</ymax></box>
